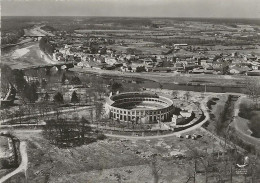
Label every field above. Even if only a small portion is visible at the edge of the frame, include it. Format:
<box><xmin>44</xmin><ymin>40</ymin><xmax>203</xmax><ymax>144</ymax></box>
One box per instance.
<box><xmin>107</xmin><ymin>44</ymin><xmax>168</xmax><ymax>55</ymax></box>
<box><xmin>71</xmin><ymin>66</ymin><xmax>260</xmax><ymax>89</ymax></box>
<box><xmin>12</xmin><ymin>127</ymin><xmax>244</xmax><ymax>183</ymax></box>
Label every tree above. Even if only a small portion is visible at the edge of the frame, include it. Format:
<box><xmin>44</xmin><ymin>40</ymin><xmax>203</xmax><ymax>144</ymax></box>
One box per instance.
<box><xmin>238</xmin><ymin>101</ymin><xmax>253</xmax><ymax>119</ymax></box>
<box><xmin>150</xmin><ymin>154</ymin><xmax>162</xmax><ymax>183</ymax></box>
<box><xmin>90</xmin><ymin>109</ymin><xmax>94</xmax><ymax>123</ymax></box>
<box><xmin>184</xmin><ymin>91</ymin><xmax>191</xmax><ymax>101</ymax></box>
<box><xmin>136</xmin><ymin>66</ymin><xmax>146</xmax><ymax>72</ymax></box>
<box><xmin>186</xmin><ymin>144</ymin><xmax>204</xmax><ymax>183</ymax></box>
<box><xmin>80</xmin><ymin>117</ymin><xmax>91</xmax><ymax>141</ymax></box>
<box><xmin>95</xmin><ymin>102</ymin><xmax>103</xmax><ymax>121</ymax></box>
<box><xmin>111</xmin><ymin>82</ymin><xmax>123</xmax><ymax>93</ymax></box>
<box><xmin>43</xmin><ymin>92</ymin><xmax>50</xmax><ymax>101</ymax></box>
<box><xmin>13</xmin><ymin>70</ymin><xmax>27</xmax><ymax>92</ymax></box>
<box><xmin>1</xmin><ymin>64</ymin><xmax>15</xmax><ymax>94</ymax></box>
<box><xmin>22</xmin><ymin>83</ymin><xmax>38</xmax><ymax>103</ymax></box>
<box><xmin>248</xmin><ymin>112</ymin><xmax>260</xmax><ymax>138</ymax></box>
<box><xmin>172</xmin><ymin>91</ymin><xmax>178</xmax><ymax>98</ymax></box>
<box><xmin>159</xmin><ymin>83</ymin><xmax>163</xmax><ymax>90</ymax></box>
<box><xmin>71</xmin><ymin>91</ymin><xmax>79</xmax><ymax>104</ymax></box>
<box><xmin>245</xmin><ymin>78</ymin><xmax>260</xmax><ymax>108</ymax></box>
<box><xmin>30</xmin><ymin>83</ymin><xmax>38</xmax><ymax>102</ymax></box>
<box><xmin>53</xmin><ymin>92</ymin><xmax>64</xmax><ymax>104</ymax></box>
<box><xmin>221</xmin><ymin>61</ymin><xmax>230</xmax><ymax>75</ymax></box>
<box><xmin>61</xmin><ymin>73</ymin><xmax>66</xmax><ymax>85</ymax></box>
<box><xmin>17</xmin><ymin>105</ymin><xmax>24</xmax><ymax>125</ymax></box>
<box><xmin>41</xmin><ymin>79</ymin><xmax>47</xmax><ymax>88</ymax></box>
<box><xmin>39</xmin><ymin>37</ymin><xmax>55</xmax><ymax>55</ymax></box>
<box><xmin>95</xmin><ymin>80</ymin><xmax>105</xmax><ymax>100</ymax></box>
<box><xmin>70</xmin><ymin>76</ymin><xmax>81</xmax><ymax>85</ymax></box>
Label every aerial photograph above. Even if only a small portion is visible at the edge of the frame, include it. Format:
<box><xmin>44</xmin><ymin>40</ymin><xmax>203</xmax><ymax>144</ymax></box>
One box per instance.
<box><xmin>0</xmin><ymin>0</ymin><xmax>260</xmax><ymax>182</ymax></box>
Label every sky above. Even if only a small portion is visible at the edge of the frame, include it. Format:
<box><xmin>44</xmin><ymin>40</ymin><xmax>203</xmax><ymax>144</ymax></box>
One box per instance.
<box><xmin>1</xmin><ymin>0</ymin><xmax>260</xmax><ymax>18</ymax></box>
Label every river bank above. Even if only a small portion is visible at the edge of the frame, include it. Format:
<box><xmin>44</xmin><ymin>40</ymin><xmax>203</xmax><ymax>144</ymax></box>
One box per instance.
<box><xmin>1</xmin><ymin>38</ymin><xmax>34</xmax><ymax>51</ymax></box>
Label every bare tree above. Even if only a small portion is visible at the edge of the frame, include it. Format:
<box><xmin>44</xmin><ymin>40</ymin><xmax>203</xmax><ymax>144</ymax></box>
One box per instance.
<box><xmin>245</xmin><ymin>78</ymin><xmax>260</xmax><ymax>108</ymax></box>
<box><xmin>184</xmin><ymin>91</ymin><xmax>191</xmax><ymax>101</ymax></box>
<box><xmin>185</xmin><ymin>143</ymin><xmax>215</xmax><ymax>183</ymax></box>
<box><xmin>17</xmin><ymin>105</ymin><xmax>25</xmax><ymax>125</ymax></box>
<box><xmin>171</xmin><ymin>91</ymin><xmax>178</xmax><ymax>99</ymax></box>
<box><xmin>150</xmin><ymin>154</ymin><xmax>162</xmax><ymax>183</ymax></box>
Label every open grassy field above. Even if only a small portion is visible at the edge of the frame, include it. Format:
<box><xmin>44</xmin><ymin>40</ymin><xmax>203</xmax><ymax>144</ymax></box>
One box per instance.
<box><xmin>72</xmin><ymin>66</ymin><xmax>260</xmax><ymax>89</ymax></box>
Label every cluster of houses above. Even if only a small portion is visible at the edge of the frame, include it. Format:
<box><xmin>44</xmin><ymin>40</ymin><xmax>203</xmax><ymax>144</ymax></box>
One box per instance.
<box><xmin>49</xmin><ymin>36</ymin><xmax>260</xmax><ymax>76</ymax></box>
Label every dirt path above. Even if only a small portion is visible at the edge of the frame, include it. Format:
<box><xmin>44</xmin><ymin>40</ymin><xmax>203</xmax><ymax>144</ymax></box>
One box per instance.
<box><xmin>0</xmin><ymin>141</ymin><xmax>28</xmax><ymax>183</ymax></box>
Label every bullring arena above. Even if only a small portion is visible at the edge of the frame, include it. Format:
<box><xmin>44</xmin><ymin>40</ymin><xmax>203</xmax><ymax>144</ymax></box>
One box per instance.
<box><xmin>105</xmin><ymin>92</ymin><xmax>175</xmax><ymax>123</ymax></box>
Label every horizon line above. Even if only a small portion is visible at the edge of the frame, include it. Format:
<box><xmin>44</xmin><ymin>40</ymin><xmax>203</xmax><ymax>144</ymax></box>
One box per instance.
<box><xmin>2</xmin><ymin>15</ymin><xmax>260</xmax><ymax>20</ymax></box>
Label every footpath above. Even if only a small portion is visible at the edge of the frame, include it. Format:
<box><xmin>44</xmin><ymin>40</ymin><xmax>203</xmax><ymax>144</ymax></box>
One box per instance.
<box><xmin>0</xmin><ymin>142</ymin><xmax>28</xmax><ymax>183</ymax></box>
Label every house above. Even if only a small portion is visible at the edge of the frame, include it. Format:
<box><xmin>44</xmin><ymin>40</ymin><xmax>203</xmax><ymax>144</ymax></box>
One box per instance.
<box><xmin>251</xmin><ymin>62</ymin><xmax>260</xmax><ymax>70</ymax></box>
<box><xmin>244</xmin><ymin>54</ymin><xmax>257</xmax><ymax>61</ymax></box>
<box><xmin>180</xmin><ymin>110</ymin><xmax>192</xmax><ymax>118</ymax></box>
<box><xmin>247</xmin><ymin>70</ymin><xmax>260</xmax><ymax>76</ymax></box>
<box><xmin>24</xmin><ymin>76</ymin><xmax>39</xmax><ymax>83</ymax></box>
<box><xmin>171</xmin><ymin>115</ymin><xmax>185</xmax><ymax>126</ymax></box>
<box><xmin>84</xmin><ymin>61</ymin><xmax>103</xmax><ymax>70</ymax></box>
<box><xmin>143</xmin><ymin>58</ymin><xmax>154</xmax><ymax>66</ymax></box>
<box><xmin>204</xmin><ymin>70</ymin><xmax>214</xmax><ymax>74</ymax></box>
<box><xmin>152</xmin><ymin>67</ymin><xmax>174</xmax><ymax>72</ymax></box>
<box><xmin>174</xmin><ymin>62</ymin><xmax>184</xmax><ymax>70</ymax></box>
<box><xmin>66</xmin><ymin>54</ymin><xmax>74</xmax><ymax>62</ymax></box>
<box><xmin>192</xmin><ymin>68</ymin><xmax>205</xmax><ymax>74</ymax></box>
<box><xmin>231</xmin><ymin>52</ymin><xmax>239</xmax><ymax>57</ymax></box>
<box><xmin>130</xmin><ymin>62</ymin><xmax>146</xmax><ymax>72</ymax></box>
<box><xmin>229</xmin><ymin>66</ymin><xmax>251</xmax><ymax>75</ymax></box>
<box><xmin>105</xmin><ymin>57</ymin><xmax>118</xmax><ymax>65</ymax></box>
<box><xmin>53</xmin><ymin>52</ymin><xmax>64</xmax><ymax>61</ymax></box>
<box><xmin>171</xmin><ymin>110</ymin><xmax>192</xmax><ymax>126</ymax></box>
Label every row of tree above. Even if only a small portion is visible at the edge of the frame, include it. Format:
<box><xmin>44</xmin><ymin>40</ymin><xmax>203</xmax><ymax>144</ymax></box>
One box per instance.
<box><xmin>43</xmin><ymin>117</ymin><xmax>92</xmax><ymax>147</ymax></box>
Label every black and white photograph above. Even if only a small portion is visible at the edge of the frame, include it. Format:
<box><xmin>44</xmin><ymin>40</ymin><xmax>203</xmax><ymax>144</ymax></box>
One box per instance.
<box><xmin>0</xmin><ymin>0</ymin><xmax>260</xmax><ymax>182</ymax></box>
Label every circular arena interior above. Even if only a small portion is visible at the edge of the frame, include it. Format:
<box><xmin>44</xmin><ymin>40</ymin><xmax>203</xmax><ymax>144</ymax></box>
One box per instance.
<box><xmin>105</xmin><ymin>92</ymin><xmax>175</xmax><ymax>123</ymax></box>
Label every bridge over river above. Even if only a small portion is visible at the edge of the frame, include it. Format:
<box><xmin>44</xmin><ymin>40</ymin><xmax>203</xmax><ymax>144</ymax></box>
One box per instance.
<box><xmin>23</xmin><ymin>26</ymin><xmax>55</xmax><ymax>40</ymax></box>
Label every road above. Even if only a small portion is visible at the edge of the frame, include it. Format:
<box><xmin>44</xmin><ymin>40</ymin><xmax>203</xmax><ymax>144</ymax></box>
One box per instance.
<box><xmin>0</xmin><ymin>141</ymin><xmax>28</xmax><ymax>183</ymax></box>
<box><xmin>0</xmin><ymin>106</ymin><xmax>94</xmax><ymax>126</ymax></box>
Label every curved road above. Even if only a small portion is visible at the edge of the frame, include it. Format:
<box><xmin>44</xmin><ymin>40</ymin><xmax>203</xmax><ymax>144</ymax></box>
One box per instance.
<box><xmin>232</xmin><ymin>95</ymin><xmax>260</xmax><ymax>150</ymax></box>
<box><xmin>0</xmin><ymin>141</ymin><xmax>28</xmax><ymax>183</ymax></box>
